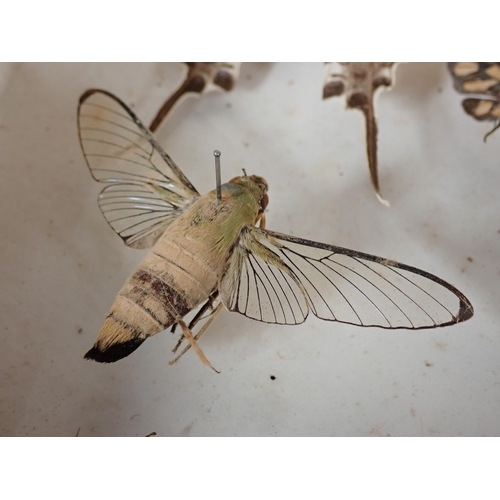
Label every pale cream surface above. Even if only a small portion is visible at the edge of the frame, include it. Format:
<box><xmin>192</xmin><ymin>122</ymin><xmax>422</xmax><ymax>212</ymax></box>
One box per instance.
<box><xmin>1</xmin><ymin>63</ymin><xmax>498</xmax><ymax>436</ymax></box>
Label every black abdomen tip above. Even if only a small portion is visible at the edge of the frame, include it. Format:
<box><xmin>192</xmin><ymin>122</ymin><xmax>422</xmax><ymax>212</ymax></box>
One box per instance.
<box><xmin>84</xmin><ymin>339</ymin><xmax>145</xmax><ymax>363</ymax></box>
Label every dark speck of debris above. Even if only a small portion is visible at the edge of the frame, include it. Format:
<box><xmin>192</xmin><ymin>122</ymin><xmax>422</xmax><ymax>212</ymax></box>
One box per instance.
<box><xmin>425</xmin><ymin>362</ymin><xmax>433</xmax><ymax>367</ymax></box>
<box><xmin>467</xmin><ymin>257</ymin><xmax>473</xmax><ymax>263</ymax></box>
<box><xmin>146</xmin><ymin>432</ymin><xmax>157</xmax><ymax>437</ymax></box>
<box><xmin>77</xmin><ymin>327</ymin><xmax>83</xmax><ymax>334</ymax></box>
<box><xmin>270</xmin><ymin>375</ymin><xmax>276</xmax><ymax>380</ymax></box>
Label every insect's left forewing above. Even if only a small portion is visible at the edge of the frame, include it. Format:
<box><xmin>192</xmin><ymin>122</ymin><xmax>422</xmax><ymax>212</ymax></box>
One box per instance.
<box><xmin>78</xmin><ymin>89</ymin><xmax>200</xmax><ymax>248</ymax></box>
<box><xmin>221</xmin><ymin>227</ymin><xmax>473</xmax><ymax>329</ymax></box>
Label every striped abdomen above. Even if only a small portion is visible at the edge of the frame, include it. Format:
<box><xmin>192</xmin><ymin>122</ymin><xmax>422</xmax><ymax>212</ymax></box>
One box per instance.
<box><xmin>84</xmin><ymin>178</ymin><xmax>265</xmax><ymax>363</ymax></box>
<box><xmin>84</xmin><ymin>233</ymin><xmax>224</xmax><ymax>363</ymax></box>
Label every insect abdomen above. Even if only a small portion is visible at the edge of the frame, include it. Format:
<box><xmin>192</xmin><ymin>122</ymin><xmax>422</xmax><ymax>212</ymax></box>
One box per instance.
<box><xmin>84</xmin><ymin>186</ymin><xmax>260</xmax><ymax>364</ymax></box>
<box><xmin>84</xmin><ymin>267</ymin><xmax>192</xmax><ymax>363</ymax></box>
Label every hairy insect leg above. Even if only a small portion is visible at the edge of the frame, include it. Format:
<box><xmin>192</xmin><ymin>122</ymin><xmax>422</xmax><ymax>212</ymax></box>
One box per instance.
<box><xmin>170</xmin><ymin>303</ymin><xmax>223</xmax><ymax>362</ymax></box>
<box><xmin>169</xmin><ymin>313</ymin><xmax>222</xmax><ymax>373</ymax></box>
<box><xmin>172</xmin><ymin>291</ymin><xmax>219</xmax><ymax>353</ymax></box>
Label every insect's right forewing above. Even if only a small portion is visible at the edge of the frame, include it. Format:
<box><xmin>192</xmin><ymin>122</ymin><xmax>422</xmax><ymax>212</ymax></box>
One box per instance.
<box><xmin>78</xmin><ymin>89</ymin><xmax>200</xmax><ymax>249</ymax></box>
<box><xmin>221</xmin><ymin>227</ymin><xmax>473</xmax><ymax>330</ymax></box>
<box><xmin>220</xmin><ymin>228</ymin><xmax>309</xmax><ymax>325</ymax></box>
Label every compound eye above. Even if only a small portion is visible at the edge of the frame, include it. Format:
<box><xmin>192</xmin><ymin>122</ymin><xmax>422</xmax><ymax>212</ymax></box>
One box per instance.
<box><xmin>260</xmin><ymin>193</ymin><xmax>269</xmax><ymax>211</ymax></box>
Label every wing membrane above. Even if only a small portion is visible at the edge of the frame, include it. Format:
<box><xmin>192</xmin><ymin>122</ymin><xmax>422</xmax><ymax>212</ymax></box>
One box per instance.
<box><xmin>220</xmin><ymin>234</ymin><xmax>308</xmax><ymax>324</ymax></box>
<box><xmin>78</xmin><ymin>89</ymin><xmax>199</xmax><ymax>248</ymax></box>
<box><xmin>220</xmin><ymin>227</ymin><xmax>473</xmax><ymax>329</ymax></box>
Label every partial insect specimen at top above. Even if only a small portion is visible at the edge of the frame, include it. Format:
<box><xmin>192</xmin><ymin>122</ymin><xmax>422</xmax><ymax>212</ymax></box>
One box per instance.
<box><xmin>449</xmin><ymin>62</ymin><xmax>500</xmax><ymax>141</ymax></box>
<box><xmin>323</xmin><ymin>62</ymin><xmax>397</xmax><ymax>206</ymax></box>
<box><xmin>149</xmin><ymin>62</ymin><xmax>240</xmax><ymax>133</ymax></box>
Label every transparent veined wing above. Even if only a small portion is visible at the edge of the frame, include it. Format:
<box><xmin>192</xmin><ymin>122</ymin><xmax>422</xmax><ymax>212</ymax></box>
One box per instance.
<box><xmin>78</xmin><ymin>89</ymin><xmax>200</xmax><ymax>249</ymax></box>
<box><xmin>220</xmin><ymin>229</ymin><xmax>308</xmax><ymax>324</ymax></box>
<box><xmin>220</xmin><ymin>227</ymin><xmax>474</xmax><ymax>329</ymax></box>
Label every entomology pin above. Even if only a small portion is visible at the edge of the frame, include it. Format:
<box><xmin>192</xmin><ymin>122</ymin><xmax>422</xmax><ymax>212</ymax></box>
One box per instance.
<box><xmin>78</xmin><ymin>89</ymin><xmax>474</xmax><ymax>371</ymax></box>
<box><xmin>214</xmin><ymin>150</ymin><xmax>222</xmax><ymax>204</ymax></box>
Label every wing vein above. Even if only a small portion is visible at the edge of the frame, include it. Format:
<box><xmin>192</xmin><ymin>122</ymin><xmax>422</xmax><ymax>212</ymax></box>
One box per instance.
<box><xmin>250</xmin><ymin>254</ymin><xmax>281</xmax><ymax>322</ymax></box>
<box><xmin>278</xmin><ymin>248</ymin><xmax>336</xmax><ymax>319</ymax></box>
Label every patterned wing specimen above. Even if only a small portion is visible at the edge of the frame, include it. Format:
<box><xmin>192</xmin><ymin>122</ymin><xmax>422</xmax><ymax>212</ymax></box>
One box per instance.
<box><xmin>449</xmin><ymin>62</ymin><xmax>500</xmax><ymax>141</ymax></box>
<box><xmin>323</xmin><ymin>62</ymin><xmax>397</xmax><ymax>205</ymax></box>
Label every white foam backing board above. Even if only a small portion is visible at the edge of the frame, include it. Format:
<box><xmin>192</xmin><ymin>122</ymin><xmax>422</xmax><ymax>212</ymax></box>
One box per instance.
<box><xmin>1</xmin><ymin>62</ymin><xmax>498</xmax><ymax>436</ymax></box>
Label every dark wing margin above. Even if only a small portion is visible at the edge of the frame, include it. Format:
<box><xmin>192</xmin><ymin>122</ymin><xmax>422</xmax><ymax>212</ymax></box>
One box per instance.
<box><xmin>220</xmin><ymin>227</ymin><xmax>474</xmax><ymax>329</ymax></box>
<box><xmin>78</xmin><ymin>89</ymin><xmax>200</xmax><ymax>249</ymax></box>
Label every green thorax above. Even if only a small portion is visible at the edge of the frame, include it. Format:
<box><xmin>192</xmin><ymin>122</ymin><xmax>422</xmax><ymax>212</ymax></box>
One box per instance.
<box><xmin>165</xmin><ymin>177</ymin><xmax>265</xmax><ymax>258</ymax></box>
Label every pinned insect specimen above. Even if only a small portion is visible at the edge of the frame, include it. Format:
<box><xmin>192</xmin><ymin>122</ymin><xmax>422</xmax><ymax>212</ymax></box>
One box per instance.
<box><xmin>78</xmin><ymin>89</ymin><xmax>473</xmax><ymax>371</ymax></box>
<box><xmin>448</xmin><ymin>62</ymin><xmax>500</xmax><ymax>141</ymax></box>
<box><xmin>323</xmin><ymin>62</ymin><xmax>397</xmax><ymax>206</ymax></box>
<box><xmin>149</xmin><ymin>62</ymin><xmax>241</xmax><ymax>133</ymax></box>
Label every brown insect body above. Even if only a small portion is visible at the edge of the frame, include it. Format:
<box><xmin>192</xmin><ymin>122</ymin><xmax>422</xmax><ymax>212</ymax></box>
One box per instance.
<box><xmin>323</xmin><ymin>62</ymin><xmax>397</xmax><ymax>206</ymax></box>
<box><xmin>79</xmin><ymin>89</ymin><xmax>473</xmax><ymax>370</ymax></box>
<box><xmin>85</xmin><ymin>176</ymin><xmax>267</xmax><ymax>362</ymax></box>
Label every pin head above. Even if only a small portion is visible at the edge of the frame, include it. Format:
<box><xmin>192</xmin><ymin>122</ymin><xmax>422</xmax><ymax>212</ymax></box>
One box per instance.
<box><xmin>213</xmin><ymin>150</ymin><xmax>222</xmax><ymax>203</ymax></box>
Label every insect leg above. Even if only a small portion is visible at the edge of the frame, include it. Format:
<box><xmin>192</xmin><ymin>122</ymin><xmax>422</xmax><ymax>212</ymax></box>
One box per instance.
<box><xmin>484</xmin><ymin>120</ymin><xmax>500</xmax><ymax>142</ymax></box>
<box><xmin>172</xmin><ymin>290</ymin><xmax>219</xmax><ymax>353</ymax></box>
<box><xmin>169</xmin><ymin>310</ymin><xmax>223</xmax><ymax>373</ymax></box>
<box><xmin>188</xmin><ymin>290</ymin><xmax>219</xmax><ymax>329</ymax></box>
<box><xmin>255</xmin><ymin>212</ymin><xmax>266</xmax><ymax>229</ymax></box>
<box><xmin>169</xmin><ymin>302</ymin><xmax>223</xmax><ymax>367</ymax></box>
